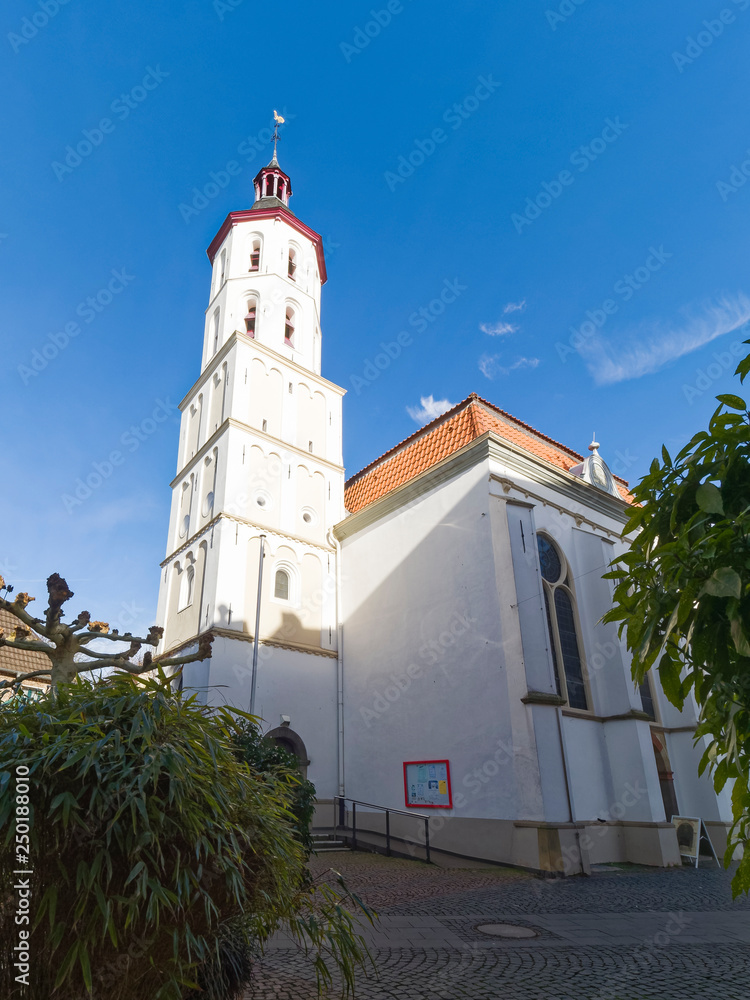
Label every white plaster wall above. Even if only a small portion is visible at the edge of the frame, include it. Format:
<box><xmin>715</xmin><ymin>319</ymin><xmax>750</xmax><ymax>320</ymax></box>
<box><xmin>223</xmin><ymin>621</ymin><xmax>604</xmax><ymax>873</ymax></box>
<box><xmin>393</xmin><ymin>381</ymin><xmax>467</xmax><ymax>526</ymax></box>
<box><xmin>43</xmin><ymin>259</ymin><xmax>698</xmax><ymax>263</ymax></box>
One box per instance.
<box><xmin>562</xmin><ymin>716</ymin><xmax>611</xmax><ymax>819</ymax></box>
<box><xmin>668</xmin><ymin>731</ymin><xmax>732</xmax><ymax>822</ymax></box>
<box><xmin>194</xmin><ymin>634</ymin><xmax>339</xmax><ymax>798</ymax></box>
<box><xmin>340</xmin><ymin>459</ymin><xmax>545</xmax><ymax>822</ymax></box>
<box><xmin>202</xmin><ymin>216</ymin><xmax>322</xmax><ymax>375</ymax></box>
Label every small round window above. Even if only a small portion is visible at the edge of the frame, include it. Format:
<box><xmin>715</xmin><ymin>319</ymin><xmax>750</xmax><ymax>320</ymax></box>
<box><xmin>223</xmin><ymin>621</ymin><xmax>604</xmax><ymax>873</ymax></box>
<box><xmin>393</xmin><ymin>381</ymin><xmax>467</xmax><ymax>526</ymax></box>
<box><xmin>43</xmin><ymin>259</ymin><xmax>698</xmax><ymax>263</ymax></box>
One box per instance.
<box><xmin>254</xmin><ymin>490</ymin><xmax>272</xmax><ymax>510</ymax></box>
<box><xmin>300</xmin><ymin>507</ymin><xmax>317</xmax><ymax>527</ymax></box>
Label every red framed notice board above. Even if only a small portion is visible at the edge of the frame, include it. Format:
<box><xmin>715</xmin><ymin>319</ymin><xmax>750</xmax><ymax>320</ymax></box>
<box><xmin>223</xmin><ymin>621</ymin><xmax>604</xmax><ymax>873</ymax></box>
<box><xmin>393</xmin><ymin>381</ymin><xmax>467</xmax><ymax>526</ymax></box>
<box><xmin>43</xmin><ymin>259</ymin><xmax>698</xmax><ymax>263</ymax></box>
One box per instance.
<box><xmin>403</xmin><ymin>760</ymin><xmax>452</xmax><ymax>809</ymax></box>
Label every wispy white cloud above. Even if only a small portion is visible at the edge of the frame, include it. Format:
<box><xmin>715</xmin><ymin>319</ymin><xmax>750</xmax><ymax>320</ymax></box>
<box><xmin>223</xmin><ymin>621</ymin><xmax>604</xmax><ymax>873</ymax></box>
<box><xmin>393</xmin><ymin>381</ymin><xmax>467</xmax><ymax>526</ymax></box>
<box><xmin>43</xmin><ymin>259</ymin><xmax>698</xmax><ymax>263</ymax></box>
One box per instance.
<box><xmin>578</xmin><ymin>293</ymin><xmax>750</xmax><ymax>385</ymax></box>
<box><xmin>504</xmin><ymin>299</ymin><xmax>526</xmax><ymax>314</ymax></box>
<box><xmin>479</xmin><ymin>354</ymin><xmax>540</xmax><ymax>380</ymax></box>
<box><xmin>406</xmin><ymin>395</ymin><xmax>455</xmax><ymax>425</ymax></box>
<box><xmin>480</xmin><ymin>321</ymin><xmax>518</xmax><ymax>337</ymax></box>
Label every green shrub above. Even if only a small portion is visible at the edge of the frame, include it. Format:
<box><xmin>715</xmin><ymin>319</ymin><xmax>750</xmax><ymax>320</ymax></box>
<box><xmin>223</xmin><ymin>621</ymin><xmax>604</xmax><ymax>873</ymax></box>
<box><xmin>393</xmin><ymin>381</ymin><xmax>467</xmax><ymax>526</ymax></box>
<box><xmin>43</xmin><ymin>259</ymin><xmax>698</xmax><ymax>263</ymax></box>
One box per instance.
<box><xmin>0</xmin><ymin>672</ymin><xmax>372</xmax><ymax>1000</ymax></box>
<box><xmin>231</xmin><ymin>720</ymin><xmax>316</xmax><ymax>855</ymax></box>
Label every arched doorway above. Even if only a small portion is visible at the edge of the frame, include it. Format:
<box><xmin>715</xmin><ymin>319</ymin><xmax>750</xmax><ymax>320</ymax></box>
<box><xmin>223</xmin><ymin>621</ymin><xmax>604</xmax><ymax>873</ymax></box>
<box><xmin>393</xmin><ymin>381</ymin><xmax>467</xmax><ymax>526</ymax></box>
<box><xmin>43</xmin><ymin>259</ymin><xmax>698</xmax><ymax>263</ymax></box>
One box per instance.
<box><xmin>266</xmin><ymin>726</ymin><xmax>310</xmax><ymax>779</ymax></box>
<box><xmin>652</xmin><ymin>732</ymin><xmax>679</xmax><ymax>822</ymax></box>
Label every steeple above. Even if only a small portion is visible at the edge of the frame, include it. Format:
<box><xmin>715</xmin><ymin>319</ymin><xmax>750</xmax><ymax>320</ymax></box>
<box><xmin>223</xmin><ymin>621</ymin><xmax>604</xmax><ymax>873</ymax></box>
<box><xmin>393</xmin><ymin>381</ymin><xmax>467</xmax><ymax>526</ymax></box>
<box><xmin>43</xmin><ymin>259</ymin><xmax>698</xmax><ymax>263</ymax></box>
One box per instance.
<box><xmin>252</xmin><ymin>111</ymin><xmax>292</xmax><ymax>211</ymax></box>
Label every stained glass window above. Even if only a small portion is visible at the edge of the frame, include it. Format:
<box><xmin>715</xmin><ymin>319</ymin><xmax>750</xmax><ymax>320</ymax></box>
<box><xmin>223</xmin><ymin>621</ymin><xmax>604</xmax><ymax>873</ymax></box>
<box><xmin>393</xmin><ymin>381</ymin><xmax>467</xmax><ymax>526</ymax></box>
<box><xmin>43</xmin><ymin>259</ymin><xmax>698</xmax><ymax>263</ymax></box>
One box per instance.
<box><xmin>538</xmin><ymin>535</ymin><xmax>562</xmax><ymax>583</ymax></box>
<box><xmin>554</xmin><ymin>589</ymin><xmax>588</xmax><ymax>710</ymax></box>
<box><xmin>538</xmin><ymin>534</ymin><xmax>589</xmax><ymax>711</ymax></box>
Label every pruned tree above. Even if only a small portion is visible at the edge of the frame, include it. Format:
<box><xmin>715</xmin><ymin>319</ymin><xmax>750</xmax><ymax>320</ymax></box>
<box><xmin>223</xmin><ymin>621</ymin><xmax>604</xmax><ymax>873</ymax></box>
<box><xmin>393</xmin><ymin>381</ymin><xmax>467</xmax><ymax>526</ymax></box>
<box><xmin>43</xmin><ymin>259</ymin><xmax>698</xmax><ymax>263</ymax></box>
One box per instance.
<box><xmin>604</xmin><ymin>343</ymin><xmax>750</xmax><ymax>895</ymax></box>
<box><xmin>0</xmin><ymin>572</ymin><xmax>211</xmax><ymax>692</ymax></box>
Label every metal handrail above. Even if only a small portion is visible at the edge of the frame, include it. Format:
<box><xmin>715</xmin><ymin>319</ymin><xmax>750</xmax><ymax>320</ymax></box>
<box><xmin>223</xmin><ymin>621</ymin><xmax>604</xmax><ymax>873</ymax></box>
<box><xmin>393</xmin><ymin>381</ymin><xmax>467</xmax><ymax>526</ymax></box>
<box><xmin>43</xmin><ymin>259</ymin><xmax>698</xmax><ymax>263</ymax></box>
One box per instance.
<box><xmin>333</xmin><ymin>795</ymin><xmax>431</xmax><ymax>863</ymax></box>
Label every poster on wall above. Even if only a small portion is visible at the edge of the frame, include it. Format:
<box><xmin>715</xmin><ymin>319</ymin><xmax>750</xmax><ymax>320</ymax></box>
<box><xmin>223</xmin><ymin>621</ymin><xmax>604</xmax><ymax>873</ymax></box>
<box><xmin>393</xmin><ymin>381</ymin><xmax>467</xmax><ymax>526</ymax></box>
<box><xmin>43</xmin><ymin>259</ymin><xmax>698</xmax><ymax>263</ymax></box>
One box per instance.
<box><xmin>403</xmin><ymin>760</ymin><xmax>452</xmax><ymax>808</ymax></box>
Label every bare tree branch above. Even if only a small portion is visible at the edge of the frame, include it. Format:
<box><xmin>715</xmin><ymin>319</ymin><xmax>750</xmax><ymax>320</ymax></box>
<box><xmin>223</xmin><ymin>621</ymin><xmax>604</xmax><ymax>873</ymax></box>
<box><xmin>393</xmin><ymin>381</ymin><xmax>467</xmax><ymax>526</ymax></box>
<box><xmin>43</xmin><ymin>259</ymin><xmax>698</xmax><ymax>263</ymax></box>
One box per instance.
<box><xmin>0</xmin><ymin>573</ymin><xmax>212</xmax><ymax>691</ymax></box>
<box><xmin>0</xmin><ymin>592</ymin><xmax>51</xmax><ymax>638</ymax></box>
<box><xmin>0</xmin><ymin>636</ymin><xmax>52</xmax><ymax>654</ymax></box>
<box><xmin>0</xmin><ymin>667</ymin><xmax>53</xmax><ymax>688</ymax></box>
<box><xmin>77</xmin><ymin>631</ymin><xmax>145</xmax><ymax>646</ymax></box>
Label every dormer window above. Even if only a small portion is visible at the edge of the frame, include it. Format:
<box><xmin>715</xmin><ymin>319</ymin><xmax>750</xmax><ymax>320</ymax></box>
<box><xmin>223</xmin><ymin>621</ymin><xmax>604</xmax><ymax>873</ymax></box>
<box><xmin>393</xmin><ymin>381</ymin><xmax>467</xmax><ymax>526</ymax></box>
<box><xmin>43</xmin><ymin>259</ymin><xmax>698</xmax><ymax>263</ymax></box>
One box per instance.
<box><xmin>249</xmin><ymin>240</ymin><xmax>260</xmax><ymax>272</ymax></box>
<box><xmin>284</xmin><ymin>306</ymin><xmax>296</xmax><ymax>346</ymax></box>
<box><xmin>288</xmin><ymin>248</ymin><xmax>297</xmax><ymax>281</ymax></box>
<box><xmin>244</xmin><ymin>299</ymin><xmax>257</xmax><ymax>338</ymax></box>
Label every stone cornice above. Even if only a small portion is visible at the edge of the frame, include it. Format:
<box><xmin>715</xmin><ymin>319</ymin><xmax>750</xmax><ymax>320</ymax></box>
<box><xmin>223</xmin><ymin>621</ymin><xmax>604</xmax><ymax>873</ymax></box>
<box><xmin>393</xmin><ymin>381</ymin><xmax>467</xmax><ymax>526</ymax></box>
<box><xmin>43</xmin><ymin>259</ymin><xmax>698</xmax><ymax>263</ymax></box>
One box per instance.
<box><xmin>522</xmin><ymin>690</ymin><xmax>567</xmax><ymax>707</ymax></box>
<box><xmin>161</xmin><ymin>516</ymin><xmax>334</xmax><ymax>567</ymax></box>
<box><xmin>171</xmin><ymin>414</ymin><xmax>344</xmax><ymax>488</ymax></box>
<box><xmin>486</xmin><ymin>436</ymin><xmax>631</xmax><ymax>526</ymax></box>
<box><xmin>179</xmin><ymin>331</ymin><xmax>345</xmax><ymax>412</ymax></box>
<box><xmin>162</xmin><ymin>626</ymin><xmax>337</xmax><ymax>660</ymax></box>
<box><xmin>561</xmin><ymin>708</ymin><xmax>653</xmax><ymax>723</ymax></box>
<box><xmin>335</xmin><ymin>431</ymin><xmax>631</xmax><ymax>541</ymax></box>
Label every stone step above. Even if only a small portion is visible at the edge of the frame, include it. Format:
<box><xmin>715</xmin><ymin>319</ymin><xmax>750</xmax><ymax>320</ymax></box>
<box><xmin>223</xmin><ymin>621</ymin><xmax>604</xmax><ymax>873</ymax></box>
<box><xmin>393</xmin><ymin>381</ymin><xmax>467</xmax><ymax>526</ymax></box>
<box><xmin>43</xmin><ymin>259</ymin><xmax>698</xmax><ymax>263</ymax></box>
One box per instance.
<box><xmin>312</xmin><ymin>835</ymin><xmax>350</xmax><ymax>853</ymax></box>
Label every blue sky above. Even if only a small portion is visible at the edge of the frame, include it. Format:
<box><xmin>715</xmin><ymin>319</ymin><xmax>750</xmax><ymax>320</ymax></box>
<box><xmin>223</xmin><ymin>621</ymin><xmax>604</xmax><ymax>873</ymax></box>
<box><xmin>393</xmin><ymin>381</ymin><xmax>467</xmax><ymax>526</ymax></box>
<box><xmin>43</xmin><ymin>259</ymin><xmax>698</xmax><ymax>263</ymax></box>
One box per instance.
<box><xmin>2</xmin><ymin>0</ymin><xmax>750</xmax><ymax>634</ymax></box>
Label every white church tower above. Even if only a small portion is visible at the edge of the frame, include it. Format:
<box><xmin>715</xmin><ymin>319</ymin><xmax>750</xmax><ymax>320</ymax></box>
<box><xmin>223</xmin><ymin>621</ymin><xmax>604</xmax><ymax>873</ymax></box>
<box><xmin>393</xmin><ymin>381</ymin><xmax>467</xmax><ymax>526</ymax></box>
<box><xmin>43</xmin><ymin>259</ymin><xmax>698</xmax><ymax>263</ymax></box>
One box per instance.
<box><xmin>156</xmin><ymin>136</ymin><xmax>345</xmax><ymax>799</ymax></box>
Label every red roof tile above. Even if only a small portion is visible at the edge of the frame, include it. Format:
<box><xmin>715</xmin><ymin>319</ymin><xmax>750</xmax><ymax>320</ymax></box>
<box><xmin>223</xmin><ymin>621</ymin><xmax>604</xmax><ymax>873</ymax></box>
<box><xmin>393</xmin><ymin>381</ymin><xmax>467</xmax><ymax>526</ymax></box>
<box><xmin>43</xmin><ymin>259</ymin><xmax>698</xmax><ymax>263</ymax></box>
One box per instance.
<box><xmin>0</xmin><ymin>608</ymin><xmax>51</xmax><ymax>688</ymax></box>
<box><xmin>344</xmin><ymin>394</ymin><xmax>634</xmax><ymax>513</ymax></box>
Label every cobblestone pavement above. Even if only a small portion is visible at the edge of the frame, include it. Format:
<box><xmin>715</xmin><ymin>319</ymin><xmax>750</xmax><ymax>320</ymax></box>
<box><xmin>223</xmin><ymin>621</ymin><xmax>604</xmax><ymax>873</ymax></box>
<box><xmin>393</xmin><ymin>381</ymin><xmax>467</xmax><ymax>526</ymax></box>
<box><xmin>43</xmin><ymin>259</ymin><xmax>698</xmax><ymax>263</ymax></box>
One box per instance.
<box><xmin>246</xmin><ymin>852</ymin><xmax>750</xmax><ymax>999</ymax></box>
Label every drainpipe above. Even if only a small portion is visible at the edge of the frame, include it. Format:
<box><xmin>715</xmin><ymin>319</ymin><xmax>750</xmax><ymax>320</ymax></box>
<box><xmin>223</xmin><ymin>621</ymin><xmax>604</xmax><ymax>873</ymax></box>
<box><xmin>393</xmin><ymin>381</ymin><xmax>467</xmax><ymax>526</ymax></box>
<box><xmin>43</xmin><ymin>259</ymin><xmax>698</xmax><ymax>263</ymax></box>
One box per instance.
<box><xmin>330</xmin><ymin>528</ymin><xmax>345</xmax><ymax>799</ymax></box>
<box><xmin>249</xmin><ymin>534</ymin><xmax>266</xmax><ymax>715</ymax></box>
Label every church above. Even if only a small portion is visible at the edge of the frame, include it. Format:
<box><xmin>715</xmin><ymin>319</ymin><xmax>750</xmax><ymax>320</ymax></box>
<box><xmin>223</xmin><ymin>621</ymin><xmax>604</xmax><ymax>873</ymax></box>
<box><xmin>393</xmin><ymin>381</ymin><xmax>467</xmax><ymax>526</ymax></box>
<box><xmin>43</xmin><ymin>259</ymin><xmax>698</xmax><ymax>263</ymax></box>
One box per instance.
<box><xmin>155</xmin><ymin>143</ymin><xmax>733</xmax><ymax>874</ymax></box>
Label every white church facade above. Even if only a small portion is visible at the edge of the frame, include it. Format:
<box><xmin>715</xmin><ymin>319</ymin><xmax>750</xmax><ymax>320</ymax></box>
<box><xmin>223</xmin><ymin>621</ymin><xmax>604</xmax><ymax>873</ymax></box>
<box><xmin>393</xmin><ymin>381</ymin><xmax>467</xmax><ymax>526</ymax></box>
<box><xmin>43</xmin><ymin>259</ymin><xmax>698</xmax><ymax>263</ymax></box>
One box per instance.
<box><xmin>156</xmin><ymin>149</ymin><xmax>733</xmax><ymax>874</ymax></box>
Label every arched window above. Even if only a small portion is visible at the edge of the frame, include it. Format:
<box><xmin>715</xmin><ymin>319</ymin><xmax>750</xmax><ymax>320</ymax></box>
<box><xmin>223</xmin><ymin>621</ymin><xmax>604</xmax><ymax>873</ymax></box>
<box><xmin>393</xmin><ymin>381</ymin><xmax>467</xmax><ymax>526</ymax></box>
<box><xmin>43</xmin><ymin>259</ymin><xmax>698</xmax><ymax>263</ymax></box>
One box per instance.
<box><xmin>249</xmin><ymin>239</ymin><xmax>261</xmax><ymax>272</ymax></box>
<box><xmin>537</xmin><ymin>534</ymin><xmax>589</xmax><ymax>711</ymax></box>
<box><xmin>265</xmin><ymin>174</ymin><xmax>274</xmax><ymax>197</ymax></box>
<box><xmin>288</xmin><ymin>247</ymin><xmax>297</xmax><ymax>281</ymax></box>
<box><xmin>212</xmin><ymin>308</ymin><xmax>220</xmax><ymax>355</ymax></box>
<box><xmin>219</xmin><ymin>249</ymin><xmax>227</xmax><ymax>285</ymax></box>
<box><xmin>244</xmin><ymin>297</ymin><xmax>257</xmax><ymax>338</ymax></box>
<box><xmin>284</xmin><ymin>306</ymin><xmax>296</xmax><ymax>346</ymax></box>
<box><xmin>179</xmin><ymin>561</ymin><xmax>195</xmax><ymax>611</ymax></box>
<box><xmin>274</xmin><ymin>569</ymin><xmax>290</xmax><ymax>601</ymax></box>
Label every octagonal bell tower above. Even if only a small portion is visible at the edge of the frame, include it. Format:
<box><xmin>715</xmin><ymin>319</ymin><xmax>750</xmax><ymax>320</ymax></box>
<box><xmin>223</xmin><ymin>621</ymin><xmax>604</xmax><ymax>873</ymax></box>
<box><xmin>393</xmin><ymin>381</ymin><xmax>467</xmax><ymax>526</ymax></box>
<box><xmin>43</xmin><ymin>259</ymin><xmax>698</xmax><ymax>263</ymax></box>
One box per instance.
<box><xmin>156</xmin><ymin>131</ymin><xmax>345</xmax><ymax>800</ymax></box>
